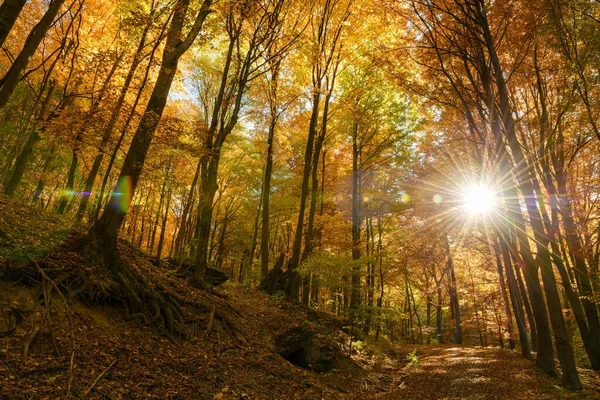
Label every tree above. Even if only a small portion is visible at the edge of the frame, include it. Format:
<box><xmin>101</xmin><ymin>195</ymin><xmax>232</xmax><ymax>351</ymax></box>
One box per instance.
<box><xmin>0</xmin><ymin>0</ymin><xmax>27</xmax><ymax>48</ymax></box>
<box><xmin>0</xmin><ymin>0</ymin><xmax>67</xmax><ymax>109</ymax></box>
<box><xmin>84</xmin><ymin>0</ymin><xmax>213</xmax><ymax>333</ymax></box>
<box><xmin>193</xmin><ymin>0</ymin><xmax>296</xmax><ymax>284</ymax></box>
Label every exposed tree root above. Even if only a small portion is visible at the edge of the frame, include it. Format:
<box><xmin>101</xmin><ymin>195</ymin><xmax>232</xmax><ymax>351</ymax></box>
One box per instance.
<box><xmin>75</xmin><ymin>231</ymin><xmax>189</xmax><ymax>338</ymax></box>
<box><xmin>3</xmin><ymin>224</ymin><xmax>238</xmax><ymax>342</ymax></box>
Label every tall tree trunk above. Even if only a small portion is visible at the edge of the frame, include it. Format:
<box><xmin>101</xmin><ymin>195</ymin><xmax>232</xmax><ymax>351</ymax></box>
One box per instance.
<box><xmin>513</xmin><ymin>256</ymin><xmax>537</xmax><ymax>352</ymax></box>
<box><xmin>350</xmin><ymin>120</ymin><xmax>361</xmax><ymax>310</ymax></box>
<box><xmin>76</xmin><ymin>17</ymin><xmax>157</xmax><ymax>220</ymax></box>
<box><xmin>260</xmin><ymin>61</ymin><xmax>280</xmax><ymax>278</ymax></box>
<box><xmin>91</xmin><ymin>0</ymin><xmax>212</xmax><ymax>245</ymax></box>
<box><xmin>93</xmin><ymin>38</ymin><xmax>160</xmax><ymax>221</ymax></box>
<box><xmin>301</xmin><ymin>73</ymin><xmax>336</xmax><ymax>305</ymax></box>
<box><xmin>150</xmin><ymin>164</ymin><xmax>170</xmax><ymax>253</ymax></box>
<box><xmin>375</xmin><ymin>214</ymin><xmax>384</xmax><ymax>341</ymax></box>
<box><xmin>556</xmin><ymin>167</ymin><xmax>600</xmax><ymax>342</ymax></box>
<box><xmin>443</xmin><ymin>234</ymin><xmax>462</xmax><ymax>344</ymax></box>
<box><xmin>483</xmin><ymin>45</ymin><xmax>552</xmax><ymax>376</ymax></box>
<box><xmin>156</xmin><ymin>186</ymin><xmax>171</xmax><ymax>259</ymax></box>
<box><xmin>287</xmin><ymin>90</ymin><xmax>320</xmax><ymax>297</ymax></box>
<box><xmin>0</xmin><ymin>0</ymin><xmax>66</xmax><ymax>109</ymax></box>
<box><xmin>175</xmin><ymin>160</ymin><xmax>201</xmax><ymax>258</ymax></box>
<box><xmin>436</xmin><ymin>283</ymin><xmax>443</xmax><ymax>343</ymax></box>
<box><xmin>57</xmin><ymin>55</ymin><xmax>120</xmax><ymax>214</ymax></box>
<box><xmin>215</xmin><ymin>215</ymin><xmax>229</xmax><ymax>270</ymax></box>
<box><xmin>495</xmin><ymin>243</ymin><xmax>515</xmax><ymax>350</ymax></box>
<box><xmin>497</xmin><ymin>238</ymin><xmax>529</xmax><ymax>356</ymax></box>
<box><xmin>0</xmin><ymin>0</ymin><xmax>27</xmax><ymax>48</ymax></box>
<box><xmin>4</xmin><ymin>80</ymin><xmax>57</xmax><ymax>196</ymax></box>
<box><xmin>533</xmin><ymin>46</ymin><xmax>600</xmax><ymax>369</ymax></box>
<box><xmin>240</xmin><ymin>191</ymin><xmax>262</xmax><ymax>282</ymax></box>
<box><xmin>195</xmin><ymin>155</ymin><xmax>220</xmax><ymax>280</ymax></box>
<box><xmin>478</xmin><ymin>3</ymin><xmax>580</xmax><ymax>387</ymax></box>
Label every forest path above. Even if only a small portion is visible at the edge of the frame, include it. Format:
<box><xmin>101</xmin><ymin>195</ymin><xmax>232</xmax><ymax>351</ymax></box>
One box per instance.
<box><xmin>369</xmin><ymin>344</ymin><xmax>596</xmax><ymax>400</ymax></box>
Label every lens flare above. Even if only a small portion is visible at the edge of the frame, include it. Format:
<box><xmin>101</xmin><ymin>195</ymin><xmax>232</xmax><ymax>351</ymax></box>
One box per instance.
<box><xmin>462</xmin><ymin>184</ymin><xmax>496</xmax><ymax>216</ymax></box>
<box><xmin>113</xmin><ymin>176</ymin><xmax>133</xmax><ymax>212</ymax></box>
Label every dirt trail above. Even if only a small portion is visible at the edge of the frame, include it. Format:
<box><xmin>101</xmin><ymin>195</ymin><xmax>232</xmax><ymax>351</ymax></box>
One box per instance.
<box><xmin>371</xmin><ymin>344</ymin><xmax>599</xmax><ymax>400</ymax></box>
<box><xmin>1</xmin><ymin>195</ymin><xmax>599</xmax><ymax>399</ymax></box>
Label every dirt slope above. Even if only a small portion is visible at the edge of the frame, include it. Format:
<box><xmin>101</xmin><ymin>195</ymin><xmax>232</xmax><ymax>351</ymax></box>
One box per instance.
<box><xmin>1</xmin><ymin>195</ymin><xmax>599</xmax><ymax>399</ymax></box>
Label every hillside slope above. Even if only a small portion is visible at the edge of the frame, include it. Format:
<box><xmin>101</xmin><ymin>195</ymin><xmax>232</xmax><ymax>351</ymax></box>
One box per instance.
<box><xmin>0</xmin><ymin>195</ymin><xmax>599</xmax><ymax>399</ymax></box>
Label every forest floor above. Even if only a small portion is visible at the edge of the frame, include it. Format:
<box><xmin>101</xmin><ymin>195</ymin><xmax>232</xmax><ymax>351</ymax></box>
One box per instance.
<box><xmin>0</xmin><ymin>194</ymin><xmax>599</xmax><ymax>399</ymax></box>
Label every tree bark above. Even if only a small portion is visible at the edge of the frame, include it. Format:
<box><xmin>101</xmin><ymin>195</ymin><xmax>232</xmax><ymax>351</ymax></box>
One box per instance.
<box><xmin>350</xmin><ymin>120</ymin><xmax>361</xmax><ymax>310</ymax></box>
<box><xmin>0</xmin><ymin>0</ymin><xmax>66</xmax><ymax>109</ymax></box>
<box><xmin>174</xmin><ymin>160</ymin><xmax>201</xmax><ymax>258</ymax></box>
<box><xmin>93</xmin><ymin>36</ymin><xmax>160</xmax><ymax>221</ymax></box>
<box><xmin>495</xmin><ymin>243</ymin><xmax>515</xmax><ymax>350</ymax></box>
<box><xmin>478</xmin><ymin>2</ymin><xmax>580</xmax><ymax>387</ymax></box>
<box><xmin>76</xmin><ymin>16</ymin><xmax>157</xmax><ymax>220</ymax></box>
<box><xmin>0</xmin><ymin>0</ymin><xmax>27</xmax><ymax>48</ymax></box>
<box><xmin>91</xmin><ymin>0</ymin><xmax>212</xmax><ymax>245</ymax></box>
<box><xmin>260</xmin><ymin>61</ymin><xmax>280</xmax><ymax>278</ymax></box>
<box><xmin>443</xmin><ymin>234</ymin><xmax>462</xmax><ymax>344</ymax></box>
<box><xmin>3</xmin><ymin>80</ymin><xmax>57</xmax><ymax>196</ymax></box>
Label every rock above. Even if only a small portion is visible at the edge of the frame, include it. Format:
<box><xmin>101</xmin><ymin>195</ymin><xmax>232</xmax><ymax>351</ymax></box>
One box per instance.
<box><xmin>274</xmin><ymin>326</ymin><xmax>336</xmax><ymax>373</ymax></box>
<box><xmin>204</xmin><ymin>267</ymin><xmax>228</xmax><ymax>286</ymax></box>
<box><xmin>307</xmin><ymin>343</ymin><xmax>336</xmax><ymax>373</ymax></box>
<box><xmin>275</xmin><ymin>326</ymin><xmax>314</xmax><ymax>368</ymax></box>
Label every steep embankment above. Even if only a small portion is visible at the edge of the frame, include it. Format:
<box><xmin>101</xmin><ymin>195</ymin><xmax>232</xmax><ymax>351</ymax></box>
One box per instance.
<box><xmin>1</xmin><ymin>195</ymin><xmax>599</xmax><ymax>399</ymax></box>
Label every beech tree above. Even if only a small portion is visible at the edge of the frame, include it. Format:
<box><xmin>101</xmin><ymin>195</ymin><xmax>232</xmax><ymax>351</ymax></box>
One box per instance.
<box><xmin>84</xmin><ymin>0</ymin><xmax>213</xmax><ymax>332</ymax></box>
<box><xmin>2</xmin><ymin>0</ymin><xmax>600</xmax><ymax>391</ymax></box>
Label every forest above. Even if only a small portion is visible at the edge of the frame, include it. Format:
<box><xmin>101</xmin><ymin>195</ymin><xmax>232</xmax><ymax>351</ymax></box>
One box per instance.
<box><xmin>0</xmin><ymin>0</ymin><xmax>600</xmax><ymax>398</ymax></box>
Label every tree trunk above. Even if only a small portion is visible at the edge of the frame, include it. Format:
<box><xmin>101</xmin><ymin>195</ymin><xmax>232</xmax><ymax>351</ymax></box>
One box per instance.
<box><xmin>3</xmin><ymin>80</ymin><xmax>57</xmax><ymax>196</ymax></box>
<box><xmin>0</xmin><ymin>0</ymin><xmax>66</xmax><ymax>109</ymax></box>
<box><xmin>150</xmin><ymin>165</ymin><xmax>170</xmax><ymax>254</ymax></box>
<box><xmin>495</xmin><ymin>242</ymin><xmax>516</xmax><ymax>350</ymax></box>
<box><xmin>287</xmin><ymin>91</ymin><xmax>320</xmax><ymax>298</ymax></box>
<box><xmin>0</xmin><ymin>0</ymin><xmax>27</xmax><ymax>48</ymax></box>
<box><xmin>443</xmin><ymin>234</ymin><xmax>461</xmax><ymax>344</ymax></box>
<box><xmin>555</xmin><ymin>168</ymin><xmax>600</xmax><ymax>364</ymax></box>
<box><xmin>436</xmin><ymin>282</ymin><xmax>443</xmax><ymax>343</ymax></box>
<box><xmin>301</xmin><ymin>76</ymin><xmax>335</xmax><ymax>305</ymax></box>
<box><xmin>57</xmin><ymin>56</ymin><xmax>120</xmax><ymax>214</ymax></box>
<box><xmin>498</xmin><ymin>239</ymin><xmax>530</xmax><ymax>357</ymax></box>
<box><xmin>175</xmin><ymin>160</ymin><xmax>201</xmax><ymax>258</ymax></box>
<box><xmin>260</xmin><ymin>61</ymin><xmax>280</xmax><ymax>278</ymax></box>
<box><xmin>350</xmin><ymin>120</ymin><xmax>361</xmax><ymax>310</ymax></box>
<box><xmin>91</xmin><ymin>0</ymin><xmax>212</xmax><ymax>243</ymax></box>
<box><xmin>76</xmin><ymin>18</ymin><xmax>156</xmax><ymax>220</ymax></box>
<box><xmin>93</xmin><ymin>0</ymin><xmax>211</xmax><ymax>225</ymax></box>
<box><xmin>195</xmin><ymin>156</ymin><xmax>220</xmax><ymax>281</ymax></box>
<box><xmin>375</xmin><ymin>215</ymin><xmax>384</xmax><ymax>341</ymax></box>
<box><xmin>478</xmin><ymin>4</ymin><xmax>580</xmax><ymax>387</ymax></box>
<box><xmin>93</xmin><ymin>27</ymin><xmax>162</xmax><ymax>221</ymax></box>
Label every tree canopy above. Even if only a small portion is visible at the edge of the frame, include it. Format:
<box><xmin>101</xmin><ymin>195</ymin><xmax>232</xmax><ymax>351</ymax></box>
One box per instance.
<box><xmin>1</xmin><ymin>0</ymin><xmax>600</xmax><ymax>393</ymax></box>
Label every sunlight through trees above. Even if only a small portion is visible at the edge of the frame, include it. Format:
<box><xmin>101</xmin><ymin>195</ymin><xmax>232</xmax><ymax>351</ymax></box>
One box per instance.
<box><xmin>1</xmin><ymin>0</ymin><xmax>599</xmax><ymax>392</ymax></box>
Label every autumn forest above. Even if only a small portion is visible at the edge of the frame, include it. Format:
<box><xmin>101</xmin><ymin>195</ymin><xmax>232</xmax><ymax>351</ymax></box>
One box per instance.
<box><xmin>1</xmin><ymin>0</ymin><xmax>600</xmax><ymax>398</ymax></box>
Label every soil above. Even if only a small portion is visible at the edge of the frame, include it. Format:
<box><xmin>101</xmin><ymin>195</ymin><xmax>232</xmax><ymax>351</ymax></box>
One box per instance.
<box><xmin>1</xmin><ymin>195</ymin><xmax>599</xmax><ymax>399</ymax></box>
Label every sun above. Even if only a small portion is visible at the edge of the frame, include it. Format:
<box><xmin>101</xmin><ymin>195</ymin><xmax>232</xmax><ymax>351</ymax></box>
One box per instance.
<box><xmin>462</xmin><ymin>184</ymin><xmax>497</xmax><ymax>216</ymax></box>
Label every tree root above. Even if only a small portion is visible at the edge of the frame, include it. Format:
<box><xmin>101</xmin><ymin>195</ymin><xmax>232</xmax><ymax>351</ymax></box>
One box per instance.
<box><xmin>5</xmin><ymin>229</ymin><xmax>229</xmax><ymax>341</ymax></box>
<box><xmin>75</xmin><ymin>232</ymin><xmax>189</xmax><ymax>338</ymax></box>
